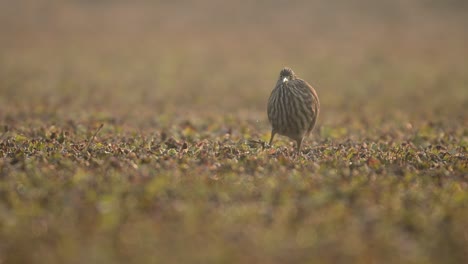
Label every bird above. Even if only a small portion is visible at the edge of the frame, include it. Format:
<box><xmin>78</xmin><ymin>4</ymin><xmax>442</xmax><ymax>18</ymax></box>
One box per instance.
<box><xmin>267</xmin><ymin>67</ymin><xmax>320</xmax><ymax>153</ymax></box>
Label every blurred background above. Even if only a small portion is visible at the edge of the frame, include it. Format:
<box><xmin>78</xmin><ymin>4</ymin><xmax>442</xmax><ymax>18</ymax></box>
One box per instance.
<box><xmin>0</xmin><ymin>2</ymin><xmax>467</xmax><ymax>263</ymax></box>
<box><xmin>0</xmin><ymin>0</ymin><xmax>467</xmax><ymax>131</ymax></box>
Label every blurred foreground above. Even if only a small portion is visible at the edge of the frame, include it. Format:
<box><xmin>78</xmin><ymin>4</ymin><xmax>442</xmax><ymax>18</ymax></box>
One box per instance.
<box><xmin>0</xmin><ymin>1</ymin><xmax>467</xmax><ymax>263</ymax></box>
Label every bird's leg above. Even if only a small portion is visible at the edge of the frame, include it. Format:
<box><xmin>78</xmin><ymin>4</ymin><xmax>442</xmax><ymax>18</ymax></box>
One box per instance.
<box><xmin>268</xmin><ymin>131</ymin><xmax>276</xmax><ymax>147</ymax></box>
<box><xmin>296</xmin><ymin>138</ymin><xmax>303</xmax><ymax>155</ymax></box>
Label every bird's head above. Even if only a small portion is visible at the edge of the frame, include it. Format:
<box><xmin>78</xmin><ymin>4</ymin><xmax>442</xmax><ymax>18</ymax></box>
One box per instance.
<box><xmin>279</xmin><ymin>67</ymin><xmax>296</xmax><ymax>83</ymax></box>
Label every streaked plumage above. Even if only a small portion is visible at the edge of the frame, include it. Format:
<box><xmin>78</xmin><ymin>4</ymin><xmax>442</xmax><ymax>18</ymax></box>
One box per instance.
<box><xmin>267</xmin><ymin>67</ymin><xmax>320</xmax><ymax>153</ymax></box>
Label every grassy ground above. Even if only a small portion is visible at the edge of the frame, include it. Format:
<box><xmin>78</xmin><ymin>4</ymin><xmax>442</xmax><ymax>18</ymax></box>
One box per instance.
<box><xmin>0</xmin><ymin>1</ymin><xmax>467</xmax><ymax>263</ymax></box>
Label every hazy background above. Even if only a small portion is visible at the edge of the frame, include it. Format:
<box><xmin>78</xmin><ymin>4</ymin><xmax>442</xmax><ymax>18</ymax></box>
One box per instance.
<box><xmin>1</xmin><ymin>2</ymin><xmax>467</xmax><ymax>263</ymax></box>
<box><xmin>0</xmin><ymin>0</ymin><xmax>467</xmax><ymax>130</ymax></box>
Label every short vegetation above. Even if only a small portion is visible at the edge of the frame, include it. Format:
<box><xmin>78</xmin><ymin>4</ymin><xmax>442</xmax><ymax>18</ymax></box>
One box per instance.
<box><xmin>0</xmin><ymin>1</ymin><xmax>467</xmax><ymax>263</ymax></box>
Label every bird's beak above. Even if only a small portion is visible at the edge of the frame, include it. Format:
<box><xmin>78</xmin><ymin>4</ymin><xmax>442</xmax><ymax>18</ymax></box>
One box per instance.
<box><xmin>282</xmin><ymin>77</ymin><xmax>288</xmax><ymax>83</ymax></box>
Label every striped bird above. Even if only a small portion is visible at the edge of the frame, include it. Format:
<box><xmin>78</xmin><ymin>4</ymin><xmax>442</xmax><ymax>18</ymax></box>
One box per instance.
<box><xmin>267</xmin><ymin>67</ymin><xmax>320</xmax><ymax>153</ymax></box>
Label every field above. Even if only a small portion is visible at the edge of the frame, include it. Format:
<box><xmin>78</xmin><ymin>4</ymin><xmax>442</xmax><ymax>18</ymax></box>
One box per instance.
<box><xmin>0</xmin><ymin>1</ymin><xmax>467</xmax><ymax>263</ymax></box>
